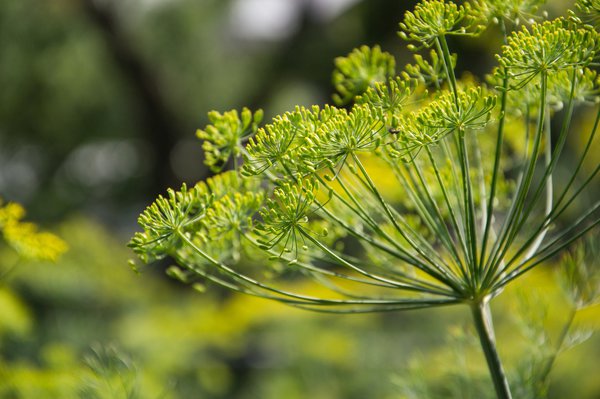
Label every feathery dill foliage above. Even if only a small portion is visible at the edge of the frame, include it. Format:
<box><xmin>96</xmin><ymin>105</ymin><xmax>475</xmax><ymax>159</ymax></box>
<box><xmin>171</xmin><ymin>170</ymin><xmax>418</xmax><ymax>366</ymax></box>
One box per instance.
<box><xmin>130</xmin><ymin>0</ymin><xmax>600</xmax><ymax>397</ymax></box>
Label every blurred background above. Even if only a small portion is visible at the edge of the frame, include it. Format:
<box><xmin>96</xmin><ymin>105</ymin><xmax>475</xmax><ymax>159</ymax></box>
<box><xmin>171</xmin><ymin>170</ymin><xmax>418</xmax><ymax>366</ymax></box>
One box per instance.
<box><xmin>0</xmin><ymin>0</ymin><xmax>418</xmax><ymax>225</ymax></box>
<box><xmin>0</xmin><ymin>0</ymin><xmax>598</xmax><ymax>398</ymax></box>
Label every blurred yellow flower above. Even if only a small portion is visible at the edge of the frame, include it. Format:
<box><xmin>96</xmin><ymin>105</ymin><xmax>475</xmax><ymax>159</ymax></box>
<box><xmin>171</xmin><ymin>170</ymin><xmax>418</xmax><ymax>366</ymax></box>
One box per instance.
<box><xmin>0</xmin><ymin>199</ymin><xmax>67</xmax><ymax>262</ymax></box>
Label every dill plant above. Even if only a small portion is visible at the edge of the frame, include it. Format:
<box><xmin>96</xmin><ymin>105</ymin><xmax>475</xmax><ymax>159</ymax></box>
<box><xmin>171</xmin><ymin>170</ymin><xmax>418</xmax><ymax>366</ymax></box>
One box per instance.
<box><xmin>129</xmin><ymin>0</ymin><xmax>600</xmax><ymax>397</ymax></box>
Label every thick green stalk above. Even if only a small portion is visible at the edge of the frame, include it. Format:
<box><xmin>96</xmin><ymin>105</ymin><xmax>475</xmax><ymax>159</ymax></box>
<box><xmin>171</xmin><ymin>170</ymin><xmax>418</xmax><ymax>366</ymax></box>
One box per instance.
<box><xmin>471</xmin><ymin>299</ymin><xmax>512</xmax><ymax>399</ymax></box>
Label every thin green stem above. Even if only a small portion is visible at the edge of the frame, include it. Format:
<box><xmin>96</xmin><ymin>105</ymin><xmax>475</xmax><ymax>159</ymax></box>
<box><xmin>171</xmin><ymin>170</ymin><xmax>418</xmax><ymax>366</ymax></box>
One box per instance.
<box><xmin>471</xmin><ymin>299</ymin><xmax>512</xmax><ymax>399</ymax></box>
<box><xmin>351</xmin><ymin>153</ymin><xmax>464</xmax><ymax>292</ymax></box>
<box><xmin>457</xmin><ymin>130</ymin><xmax>479</xmax><ymax>286</ymax></box>
<box><xmin>280</xmin><ymin>160</ymin><xmax>439</xmax><ymax>274</ymax></box>
<box><xmin>480</xmin><ymin>68</ymin><xmax>508</xmax><ymax>270</ymax></box>
<box><xmin>484</xmin><ymin>71</ymin><xmax>548</xmax><ymax>283</ymax></box>
<box><xmin>472</xmin><ymin>133</ymin><xmax>488</xmax><ymax>238</ymax></box>
<box><xmin>298</xmin><ymin>229</ymin><xmax>458</xmax><ymax>298</ymax></box>
<box><xmin>241</xmin><ymin>232</ymin><xmax>413</xmax><ymax>291</ymax></box>
<box><xmin>501</xmin><ymin>97</ymin><xmax>599</xmax><ymax>275</ymax></box>
<box><xmin>315</xmin><ymin>173</ymin><xmax>446</xmax><ymax>277</ymax></box>
<box><xmin>351</xmin><ymin>160</ymin><xmax>445</xmax><ymax>262</ymax></box>
<box><xmin>277</xmin><ymin>160</ymin><xmax>445</xmax><ymax>280</ymax></box>
<box><xmin>317</xmin><ymin>200</ymin><xmax>448</xmax><ymax>279</ymax></box>
<box><xmin>392</xmin><ymin>157</ymin><xmax>465</xmax><ymax>274</ymax></box>
<box><xmin>440</xmin><ymin>138</ymin><xmax>467</xmax><ymax>236</ymax></box>
<box><xmin>495</xmin><ymin>201</ymin><xmax>600</xmax><ymax>288</ymax></box>
<box><xmin>437</xmin><ymin>34</ymin><xmax>479</xmax><ymax>283</ymax></box>
<box><xmin>297</xmin><ymin>179</ymin><xmax>463</xmax><ymax>291</ymax></box>
<box><xmin>548</xmin><ymin>105</ymin><xmax>600</xmax><ymax>217</ymax></box>
<box><xmin>523</xmin><ymin>107</ymin><xmax>553</xmax><ymax>260</ymax></box>
<box><xmin>436</xmin><ymin>36</ymin><xmax>458</xmax><ymax>101</ymax></box>
<box><xmin>510</xmin><ymin>69</ymin><xmax>578</xmax><ymax>264</ymax></box>
<box><xmin>425</xmin><ymin>146</ymin><xmax>470</xmax><ymax>275</ymax></box>
<box><xmin>179</xmin><ymin>230</ymin><xmax>451</xmax><ymax>308</ymax></box>
<box><xmin>315</xmin><ymin>174</ymin><xmax>380</xmax><ymax>232</ymax></box>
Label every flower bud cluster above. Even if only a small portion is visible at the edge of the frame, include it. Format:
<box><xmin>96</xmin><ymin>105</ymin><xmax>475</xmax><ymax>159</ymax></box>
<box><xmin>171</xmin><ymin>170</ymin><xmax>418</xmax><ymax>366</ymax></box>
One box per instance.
<box><xmin>332</xmin><ymin>45</ymin><xmax>396</xmax><ymax>105</ymax></box>
<box><xmin>196</xmin><ymin>107</ymin><xmax>263</xmax><ymax>172</ymax></box>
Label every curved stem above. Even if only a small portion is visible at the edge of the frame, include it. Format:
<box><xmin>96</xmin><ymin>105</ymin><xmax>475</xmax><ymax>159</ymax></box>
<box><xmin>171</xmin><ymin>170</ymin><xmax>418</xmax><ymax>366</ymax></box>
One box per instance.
<box><xmin>471</xmin><ymin>299</ymin><xmax>512</xmax><ymax>399</ymax></box>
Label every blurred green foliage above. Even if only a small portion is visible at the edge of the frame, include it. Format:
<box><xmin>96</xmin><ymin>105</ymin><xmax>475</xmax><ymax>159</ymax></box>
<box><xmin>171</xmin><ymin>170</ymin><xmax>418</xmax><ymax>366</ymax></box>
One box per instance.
<box><xmin>0</xmin><ymin>217</ymin><xmax>598</xmax><ymax>398</ymax></box>
<box><xmin>0</xmin><ymin>0</ymin><xmax>409</xmax><ymax>220</ymax></box>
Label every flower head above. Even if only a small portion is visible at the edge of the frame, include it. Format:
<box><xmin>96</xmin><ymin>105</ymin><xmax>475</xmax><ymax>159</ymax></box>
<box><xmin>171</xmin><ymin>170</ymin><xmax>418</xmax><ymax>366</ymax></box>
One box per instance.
<box><xmin>474</xmin><ymin>0</ymin><xmax>545</xmax><ymax>25</ymax></box>
<box><xmin>203</xmin><ymin>192</ymin><xmax>264</xmax><ymax>240</ymax></box>
<box><xmin>129</xmin><ymin>184</ymin><xmax>211</xmax><ymax>262</ymax></box>
<box><xmin>399</xmin><ymin>0</ymin><xmax>485</xmax><ymax>48</ymax></box>
<box><xmin>255</xmin><ymin>179</ymin><xmax>318</xmax><ymax>257</ymax></box>
<box><xmin>403</xmin><ymin>50</ymin><xmax>456</xmax><ymax>88</ymax></box>
<box><xmin>419</xmin><ymin>87</ymin><xmax>496</xmax><ymax>133</ymax></box>
<box><xmin>576</xmin><ymin>0</ymin><xmax>600</xmax><ymax>27</ymax></box>
<box><xmin>197</xmin><ymin>107</ymin><xmax>263</xmax><ymax>172</ymax></box>
<box><xmin>243</xmin><ymin>106</ymin><xmax>341</xmax><ymax>177</ymax></box>
<box><xmin>387</xmin><ymin>114</ymin><xmax>444</xmax><ymax>158</ymax></box>
<box><xmin>301</xmin><ymin>105</ymin><xmax>385</xmax><ymax>170</ymax></box>
<box><xmin>495</xmin><ymin>18</ymin><xmax>598</xmax><ymax>88</ymax></box>
<box><xmin>548</xmin><ymin>67</ymin><xmax>600</xmax><ymax>109</ymax></box>
<box><xmin>357</xmin><ymin>76</ymin><xmax>419</xmax><ymax>126</ymax></box>
<box><xmin>332</xmin><ymin>45</ymin><xmax>396</xmax><ymax>105</ymax></box>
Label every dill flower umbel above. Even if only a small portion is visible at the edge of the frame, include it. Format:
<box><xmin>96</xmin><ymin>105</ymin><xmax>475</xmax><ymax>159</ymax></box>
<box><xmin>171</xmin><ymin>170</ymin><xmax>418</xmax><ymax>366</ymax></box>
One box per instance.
<box><xmin>130</xmin><ymin>1</ymin><xmax>600</xmax><ymax>397</ymax></box>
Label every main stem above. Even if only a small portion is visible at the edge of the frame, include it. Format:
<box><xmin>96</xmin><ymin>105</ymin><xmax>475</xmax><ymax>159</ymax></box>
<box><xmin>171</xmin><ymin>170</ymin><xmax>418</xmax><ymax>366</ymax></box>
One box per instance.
<box><xmin>471</xmin><ymin>299</ymin><xmax>512</xmax><ymax>399</ymax></box>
